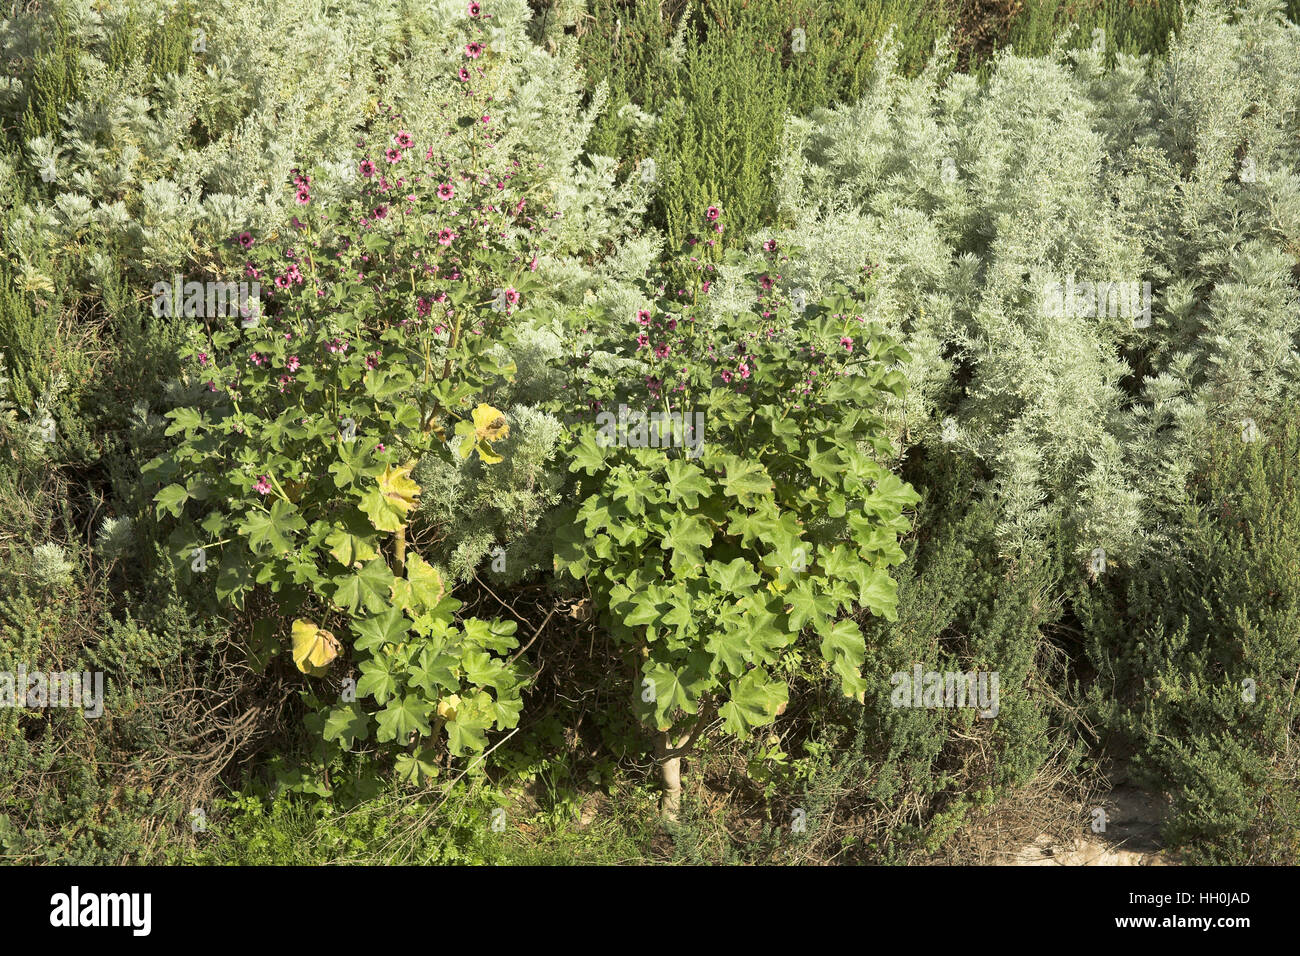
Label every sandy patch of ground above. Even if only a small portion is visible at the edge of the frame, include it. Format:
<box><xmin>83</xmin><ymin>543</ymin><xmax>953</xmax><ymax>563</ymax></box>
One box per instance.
<box><xmin>1010</xmin><ymin>784</ymin><xmax>1171</xmax><ymax>866</ymax></box>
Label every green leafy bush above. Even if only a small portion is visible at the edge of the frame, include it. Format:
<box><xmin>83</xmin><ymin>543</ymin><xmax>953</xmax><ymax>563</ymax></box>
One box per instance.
<box><xmin>144</xmin><ymin>111</ymin><xmax>560</xmax><ymax>785</ymax></box>
<box><xmin>554</xmin><ymin>214</ymin><xmax>920</xmax><ymax>809</ymax></box>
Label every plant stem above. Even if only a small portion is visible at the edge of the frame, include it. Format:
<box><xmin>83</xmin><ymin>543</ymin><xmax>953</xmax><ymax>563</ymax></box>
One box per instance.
<box><xmin>655</xmin><ymin>730</ymin><xmax>682</xmax><ymax>822</ymax></box>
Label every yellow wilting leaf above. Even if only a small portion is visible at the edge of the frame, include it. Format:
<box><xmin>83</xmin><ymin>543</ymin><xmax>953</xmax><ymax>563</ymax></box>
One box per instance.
<box><xmin>422</xmin><ymin>412</ymin><xmax>447</xmax><ymax>441</ymax></box>
<box><xmin>390</xmin><ymin>552</ymin><xmax>447</xmax><ymax>613</ymax></box>
<box><xmin>360</xmin><ymin>462</ymin><xmax>422</xmax><ymax>532</ymax></box>
<box><xmin>472</xmin><ymin>404</ymin><xmax>509</xmax><ymax>442</ymax></box>
<box><xmin>379</xmin><ymin>461</ymin><xmax>421</xmax><ymax>514</ymax></box>
<box><xmin>292</xmin><ymin>619</ymin><xmax>341</xmax><ymax>676</ymax></box>
<box><xmin>436</xmin><ymin>694</ymin><xmax>461</xmax><ymax>721</ymax></box>
<box><xmin>453</xmin><ymin>406</ymin><xmax>511</xmax><ymax>464</ymax></box>
<box><xmin>468</xmin><ymin>405</ymin><xmax>510</xmax><ymax>464</ymax></box>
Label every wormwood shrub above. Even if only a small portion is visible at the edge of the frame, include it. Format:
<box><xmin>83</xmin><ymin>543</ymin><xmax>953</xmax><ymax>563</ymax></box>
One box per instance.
<box><xmin>763</xmin><ymin>0</ymin><xmax>1300</xmax><ymax>564</ymax></box>
<box><xmin>5</xmin><ymin>0</ymin><xmax>195</xmax><ymax>144</ymax></box>
<box><xmin>1078</xmin><ymin>411</ymin><xmax>1300</xmax><ymax>864</ymax></box>
<box><xmin>3</xmin><ymin>0</ymin><xmax>649</xmax><ymax>291</ymax></box>
<box><xmin>143</xmin><ymin>116</ymin><xmax>572</xmax><ymax>788</ymax></box>
<box><xmin>554</xmin><ymin>211</ymin><xmax>920</xmax><ymax>813</ymax></box>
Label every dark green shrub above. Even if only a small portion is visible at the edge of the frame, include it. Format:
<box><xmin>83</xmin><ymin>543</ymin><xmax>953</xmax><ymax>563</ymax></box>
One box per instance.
<box><xmin>573</xmin><ymin>0</ymin><xmax>953</xmax><ymax>247</ymax></box>
<box><xmin>103</xmin><ymin>2</ymin><xmax>195</xmax><ymax>86</ymax></box>
<box><xmin>1002</xmin><ymin>0</ymin><xmax>1184</xmax><ymax>64</ymax></box>
<box><xmin>817</xmin><ymin>446</ymin><xmax>1081</xmax><ymax>860</ymax></box>
<box><xmin>15</xmin><ymin>5</ymin><xmax>83</xmax><ymax>142</ymax></box>
<box><xmin>653</xmin><ymin>33</ymin><xmax>788</xmax><ymax>247</ymax></box>
<box><xmin>1078</xmin><ymin>410</ymin><xmax>1300</xmax><ymax>864</ymax></box>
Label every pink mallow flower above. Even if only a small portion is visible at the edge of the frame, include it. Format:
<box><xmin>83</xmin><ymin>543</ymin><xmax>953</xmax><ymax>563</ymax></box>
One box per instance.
<box><xmin>254</xmin><ymin>475</ymin><xmax>272</xmax><ymax>495</ymax></box>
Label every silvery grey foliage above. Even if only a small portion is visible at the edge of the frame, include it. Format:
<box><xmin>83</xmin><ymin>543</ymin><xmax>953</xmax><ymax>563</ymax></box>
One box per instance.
<box><xmin>758</xmin><ymin>0</ymin><xmax>1300</xmax><ymax>562</ymax></box>
<box><xmin>94</xmin><ymin>516</ymin><xmax>135</xmax><ymax>562</ymax></box>
<box><xmin>413</xmin><ymin>404</ymin><xmax>566</xmax><ymax>584</ymax></box>
<box><xmin>0</xmin><ymin>352</ymin><xmax>64</xmax><ymax>462</ymax></box>
<box><xmin>1</xmin><ymin>0</ymin><xmax>650</xmax><ymax>303</ymax></box>
<box><xmin>31</xmin><ymin>543</ymin><xmax>76</xmax><ymax>587</ymax></box>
